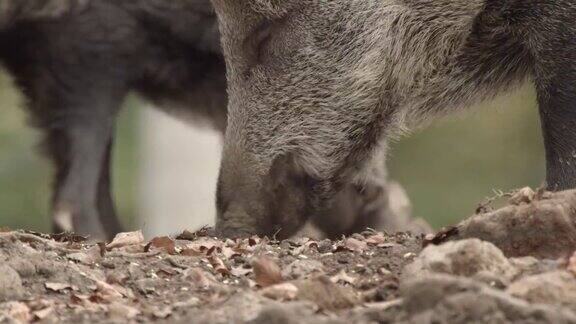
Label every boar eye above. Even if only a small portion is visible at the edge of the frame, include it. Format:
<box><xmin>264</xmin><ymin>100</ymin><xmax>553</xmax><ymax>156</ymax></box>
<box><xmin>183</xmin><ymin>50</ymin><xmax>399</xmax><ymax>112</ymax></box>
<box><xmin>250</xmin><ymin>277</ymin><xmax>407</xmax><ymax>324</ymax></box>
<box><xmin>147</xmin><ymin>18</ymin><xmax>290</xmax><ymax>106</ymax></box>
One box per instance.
<box><xmin>257</xmin><ymin>21</ymin><xmax>275</xmax><ymax>49</ymax></box>
<box><xmin>244</xmin><ymin>17</ymin><xmax>288</xmax><ymax>67</ymax></box>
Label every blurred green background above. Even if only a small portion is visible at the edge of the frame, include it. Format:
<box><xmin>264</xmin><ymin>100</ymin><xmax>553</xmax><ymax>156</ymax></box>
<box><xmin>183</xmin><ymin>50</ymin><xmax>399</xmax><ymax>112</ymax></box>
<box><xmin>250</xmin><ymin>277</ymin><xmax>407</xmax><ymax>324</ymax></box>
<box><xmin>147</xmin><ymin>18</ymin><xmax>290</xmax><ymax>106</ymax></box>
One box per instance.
<box><xmin>388</xmin><ymin>83</ymin><xmax>544</xmax><ymax>228</ymax></box>
<box><xmin>0</xmin><ymin>71</ymin><xmax>139</xmax><ymax>231</ymax></box>
<box><xmin>0</xmin><ymin>68</ymin><xmax>543</xmax><ymax>232</ymax></box>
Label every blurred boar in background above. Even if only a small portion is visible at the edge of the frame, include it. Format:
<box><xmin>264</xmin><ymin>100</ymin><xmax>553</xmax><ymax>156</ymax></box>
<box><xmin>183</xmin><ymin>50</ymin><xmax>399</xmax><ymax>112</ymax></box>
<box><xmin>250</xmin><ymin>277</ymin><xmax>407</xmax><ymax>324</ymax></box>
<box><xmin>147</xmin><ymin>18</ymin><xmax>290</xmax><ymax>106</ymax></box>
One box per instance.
<box><xmin>0</xmin><ymin>0</ymin><xmax>226</xmax><ymax>240</ymax></box>
<box><xmin>211</xmin><ymin>0</ymin><xmax>576</xmax><ymax>238</ymax></box>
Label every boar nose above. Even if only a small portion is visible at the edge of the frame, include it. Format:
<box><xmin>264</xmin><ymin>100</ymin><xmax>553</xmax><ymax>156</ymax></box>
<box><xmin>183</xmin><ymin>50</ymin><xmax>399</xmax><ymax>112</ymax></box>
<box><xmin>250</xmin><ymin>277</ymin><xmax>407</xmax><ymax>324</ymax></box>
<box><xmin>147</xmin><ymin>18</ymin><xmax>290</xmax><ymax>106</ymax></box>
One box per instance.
<box><xmin>216</xmin><ymin>210</ymin><xmax>258</xmax><ymax>238</ymax></box>
<box><xmin>215</xmin><ymin>198</ymin><xmax>265</xmax><ymax>238</ymax></box>
<box><xmin>216</xmin><ymin>152</ymin><xmax>316</xmax><ymax>238</ymax></box>
<box><xmin>215</xmin><ymin>170</ymin><xmax>268</xmax><ymax>238</ymax></box>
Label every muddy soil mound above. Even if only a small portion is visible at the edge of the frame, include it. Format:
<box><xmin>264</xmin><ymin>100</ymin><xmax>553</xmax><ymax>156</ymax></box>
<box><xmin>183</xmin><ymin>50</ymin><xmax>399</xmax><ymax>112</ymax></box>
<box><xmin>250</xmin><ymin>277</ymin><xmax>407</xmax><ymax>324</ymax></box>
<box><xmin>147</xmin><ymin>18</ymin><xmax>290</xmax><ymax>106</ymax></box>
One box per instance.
<box><xmin>2</xmin><ymin>189</ymin><xmax>576</xmax><ymax>323</ymax></box>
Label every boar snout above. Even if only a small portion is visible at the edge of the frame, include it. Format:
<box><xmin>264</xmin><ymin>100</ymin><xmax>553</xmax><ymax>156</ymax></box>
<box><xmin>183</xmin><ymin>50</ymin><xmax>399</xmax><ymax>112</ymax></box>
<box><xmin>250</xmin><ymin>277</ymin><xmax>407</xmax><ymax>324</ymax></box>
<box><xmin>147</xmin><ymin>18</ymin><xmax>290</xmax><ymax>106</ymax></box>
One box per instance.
<box><xmin>216</xmin><ymin>153</ymin><xmax>315</xmax><ymax>239</ymax></box>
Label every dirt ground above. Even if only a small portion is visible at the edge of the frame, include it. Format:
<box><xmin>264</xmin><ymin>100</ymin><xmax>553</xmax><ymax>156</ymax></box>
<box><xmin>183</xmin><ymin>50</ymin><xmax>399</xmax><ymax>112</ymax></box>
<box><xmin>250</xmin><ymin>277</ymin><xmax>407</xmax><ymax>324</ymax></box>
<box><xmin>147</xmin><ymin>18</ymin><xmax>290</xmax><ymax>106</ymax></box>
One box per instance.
<box><xmin>2</xmin><ymin>187</ymin><xmax>576</xmax><ymax>323</ymax></box>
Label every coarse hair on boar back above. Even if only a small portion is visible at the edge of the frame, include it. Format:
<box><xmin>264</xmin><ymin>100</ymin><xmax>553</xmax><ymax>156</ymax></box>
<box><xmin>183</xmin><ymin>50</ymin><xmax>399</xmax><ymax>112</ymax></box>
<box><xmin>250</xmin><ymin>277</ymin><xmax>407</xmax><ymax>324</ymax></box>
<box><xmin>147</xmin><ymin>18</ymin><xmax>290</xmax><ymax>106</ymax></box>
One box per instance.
<box><xmin>0</xmin><ymin>0</ymin><xmax>227</xmax><ymax>240</ymax></box>
<box><xmin>0</xmin><ymin>0</ymin><xmax>83</xmax><ymax>29</ymax></box>
<box><xmin>212</xmin><ymin>0</ymin><xmax>576</xmax><ymax>238</ymax></box>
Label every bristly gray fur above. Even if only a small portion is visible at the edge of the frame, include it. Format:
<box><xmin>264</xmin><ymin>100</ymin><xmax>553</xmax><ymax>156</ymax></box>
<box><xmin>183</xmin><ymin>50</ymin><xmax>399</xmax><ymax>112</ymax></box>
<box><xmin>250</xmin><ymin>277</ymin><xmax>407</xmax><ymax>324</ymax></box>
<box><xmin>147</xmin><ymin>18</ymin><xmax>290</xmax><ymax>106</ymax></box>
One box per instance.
<box><xmin>212</xmin><ymin>0</ymin><xmax>576</xmax><ymax>238</ymax></box>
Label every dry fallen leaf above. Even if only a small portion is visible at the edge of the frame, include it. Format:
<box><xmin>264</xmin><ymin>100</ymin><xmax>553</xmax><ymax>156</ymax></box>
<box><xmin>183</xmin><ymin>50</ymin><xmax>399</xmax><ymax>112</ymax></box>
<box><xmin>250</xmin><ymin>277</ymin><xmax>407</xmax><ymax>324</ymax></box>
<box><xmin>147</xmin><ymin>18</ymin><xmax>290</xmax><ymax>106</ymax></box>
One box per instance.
<box><xmin>378</xmin><ymin>267</ymin><xmax>392</xmax><ymax>276</ymax></box>
<box><xmin>208</xmin><ymin>255</ymin><xmax>230</xmax><ymax>276</ymax></box>
<box><xmin>295</xmin><ymin>276</ymin><xmax>359</xmax><ymax>311</ymax></box>
<box><xmin>45</xmin><ymin>282</ymin><xmax>74</xmax><ymax>292</ymax></box>
<box><xmin>4</xmin><ymin>302</ymin><xmax>31</xmax><ymax>322</ymax></box>
<box><xmin>33</xmin><ymin>307</ymin><xmax>53</xmax><ymax>320</ymax></box>
<box><xmin>108</xmin><ymin>302</ymin><xmax>140</xmax><ymax>320</ymax></box>
<box><xmin>147</xmin><ymin>236</ymin><xmax>177</xmax><ymax>255</ymax></box>
<box><xmin>365</xmin><ymin>233</ymin><xmax>387</xmax><ymax>245</ymax></box>
<box><xmin>330</xmin><ymin>270</ymin><xmax>357</xmax><ymax>286</ymax></box>
<box><xmin>403</xmin><ymin>252</ymin><xmax>416</xmax><ymax>259</ymax></box>
<box><xmin>70</xmin><ymin>293</ymin><xmax>89</xmax><ymax>305</ymax></box>
<box><xmin>221</xmin><ymin>246</ymin><xmax>241</xmax><ymax>259</ymax></box>
<box><xmin>176</xmin><ymin>226</ymin><xmax>211</xmax><ymax>240</ymax></box>
<box><xmin>231</xmin><ymin>266</ymin><xmax>253</xmax><ymax>277</ymax></box>
<box><xmin>67</xmin><ymin>245</ymin><xmax>103</xmax><ymax>265</ymax></box>
<box><xmin>89</xmin><ymin>293</ymin><xmax>107</xmax><ymax>304</ymax></box>
<box><xmin>364</xmin><ymin>299</ymin><xmax>403</xmax><ymax>310</ymax></box>
<box><xmin>248</xmin><ymin>236</ymin><xmax>261</xmax><ymax>246</ymax></box>
<box><xmin>184</xmin><ymin>237</ymin><xmax>223</xmax><ymax>254</ymax></box>
<box><xmin>261</xmin><ymin>283</ymin><xmax>299</xmax><ymax>301</ymax></box>
<box><xmin>378</xmin><ymin>243</ymin><xmax>396</xmax><ymax>249</ymax></box>
<box><xmin>186</xmin><ymin>268</ymin><xmax>213</xmax><ymax>289</ymax></box>
<box><xmin>153</xmin><ymin>306</ymin><xmax>173</xmax><ymax>319</ymax></box>
<box><xmin>157</xmin><ymin>266</ymin><xmax>180</xmax><ymax>277</ymax></box>
<box><xmin>343</xmin><ymin>238</ymin><xmax>368</xmax><ymax>253</ymax></box>
<box><xmin>181</xmin><ymin>248</ymin><xmax>203</xmax><ymax>257</ymax></box>
<box><xmin>107</xmin><ymin>230</ymin><xmax>144</xmax><ymax>249</ymax></box>
<box><xmin>83</xmin><ymin>275</ymin><xmax>124</xmax><ymax>300</ymax></box>
<box><xmin>251</xmin><ymin>256</ymin><xmax>283</xmax><ymax>287</ymax></box>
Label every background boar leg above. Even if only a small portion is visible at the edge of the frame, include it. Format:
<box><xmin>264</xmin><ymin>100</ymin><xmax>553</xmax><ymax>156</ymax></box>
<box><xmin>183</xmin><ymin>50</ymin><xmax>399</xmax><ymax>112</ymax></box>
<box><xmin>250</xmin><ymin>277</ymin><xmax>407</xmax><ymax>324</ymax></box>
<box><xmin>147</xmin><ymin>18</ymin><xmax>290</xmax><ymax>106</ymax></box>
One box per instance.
<box><xmin>43</xmin><ymin>96</ymin><xmax>124</xmax><ymax>241</ymax></box>
<box><xmin>96</xmin><ymin>138</ymin><xmax>123</xmax><ymax>237</ymax></box>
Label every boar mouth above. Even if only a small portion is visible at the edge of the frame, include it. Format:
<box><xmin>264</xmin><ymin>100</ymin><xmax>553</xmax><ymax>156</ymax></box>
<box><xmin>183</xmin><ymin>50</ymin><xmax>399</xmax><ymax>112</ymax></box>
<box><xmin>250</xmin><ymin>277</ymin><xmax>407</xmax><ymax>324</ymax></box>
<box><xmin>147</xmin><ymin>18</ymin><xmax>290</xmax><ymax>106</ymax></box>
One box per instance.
<box><xmin>262</xmin><ymin>153</ymin><xmax>318</xmax><ymax>239</ymax></box>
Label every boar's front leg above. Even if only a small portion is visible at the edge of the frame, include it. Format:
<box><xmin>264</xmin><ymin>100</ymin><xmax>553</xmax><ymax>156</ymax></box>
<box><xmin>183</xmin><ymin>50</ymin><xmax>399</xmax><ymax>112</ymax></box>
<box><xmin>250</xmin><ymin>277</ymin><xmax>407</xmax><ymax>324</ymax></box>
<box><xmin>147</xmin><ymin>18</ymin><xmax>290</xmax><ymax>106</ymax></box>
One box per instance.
<box><xmin>39</xmin><ymin>91</ymin><xmax>125</xmax><ymax>240</ymax></box>
<box><xmin>534</xmin><ymin>29</ymin><xmax>576</xmax><ymax>191</ymax></box>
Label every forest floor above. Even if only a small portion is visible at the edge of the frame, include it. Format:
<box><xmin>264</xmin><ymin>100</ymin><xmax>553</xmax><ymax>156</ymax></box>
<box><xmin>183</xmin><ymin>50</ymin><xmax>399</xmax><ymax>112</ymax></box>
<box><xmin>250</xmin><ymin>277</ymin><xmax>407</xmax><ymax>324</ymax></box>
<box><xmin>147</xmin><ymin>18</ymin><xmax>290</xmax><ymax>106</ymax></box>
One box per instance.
<box><xmin>2</xmin><ymin>188</ymin><xmax>576</xmax><ymax>323</ymax></box>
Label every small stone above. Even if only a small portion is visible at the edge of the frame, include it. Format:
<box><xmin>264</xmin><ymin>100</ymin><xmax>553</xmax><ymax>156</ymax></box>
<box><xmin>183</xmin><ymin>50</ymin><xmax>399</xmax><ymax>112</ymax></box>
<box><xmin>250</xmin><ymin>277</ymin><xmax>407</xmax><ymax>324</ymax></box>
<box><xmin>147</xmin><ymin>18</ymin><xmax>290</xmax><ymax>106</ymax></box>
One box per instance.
<box><xmin>174</xmin><ymin>297</ymin><xmax>201</xmax><ymax>308</ymax></box>
<box><xmin>379</xmin><ymin>268</ymin><xmax>392</xmax><ymax>276</ymax></box>
<box><xmin>0</xmin><ymin>265</ymin><xmax>24</xmax><ymax>302</ymax></box>
<box><xmin>261</xmin><ymin>283</ymin><xmax>299</xmax><ymax>301</ymax></box>
<box><xmin>1</xmin><ymin>302</ymin><xmax>31</xmax><ymax>322</ymax></box>
<box><xmin>402</xmin><ymin>239</ymin><xmax>518</xmax><ymax>285</ymax></box>
<box><xmin>454</xmin><ymin>189</ymin><xmax>576</xmax><ymax>259</ymax></box>
<box><xmin>135</xmin><ymin>278</ymin><xmax>158</xmax><ymax>295</ymax></box>
<box><xmin>317</xmin><ymin>240</ymin><xmax>333</xmax><ymax>254</ymax></box>
<box><xmin>337</xmin><ymin>255</ymin><xmax>350</xmax><ymax>264</ymax></box>
<box><xmin>507</xmin><ymin>271</ymin><xmax>576</xmax><ymax>312</ymax></box>
<box><xmin>7</xmin><ymin>258</ymin><xmax>36</xmax><ymax>278</ymax></box>
<box><xmin>108</xmin><ymin>302</ymin><xmax>140</xmax><ymax>319</ymax></box>
<box><xmin>294</xmin><ymin>276</ymin><xmax>358</xmax><ymax>311</ymax></box>
<box><xmin>282</xmin><ymin>260</ymin><xmax>325</xmax><ymax>280</ymax></box>
<box><xmin>401</xmin><ymin>273</ymin><xmax>576</xmax><ymax>322</ymax></box>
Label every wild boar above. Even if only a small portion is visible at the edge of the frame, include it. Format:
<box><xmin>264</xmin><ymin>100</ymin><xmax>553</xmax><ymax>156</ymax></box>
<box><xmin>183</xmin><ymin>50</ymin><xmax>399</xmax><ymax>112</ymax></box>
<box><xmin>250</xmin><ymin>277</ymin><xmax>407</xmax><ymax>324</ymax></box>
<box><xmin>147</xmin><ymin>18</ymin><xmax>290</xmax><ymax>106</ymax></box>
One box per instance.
<box><xmin>211</xmin><ymin>0</ymin><xmax>576</xmax><ymax>238</ymax></box>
